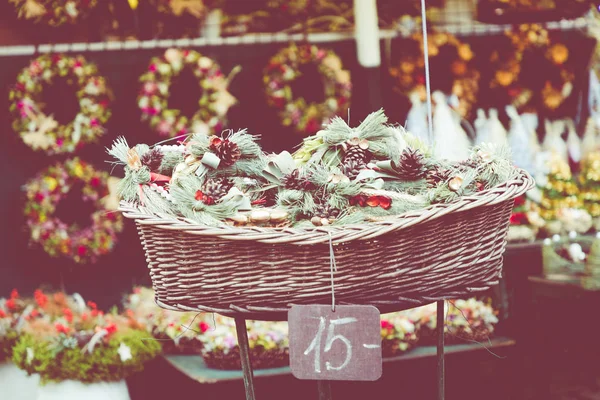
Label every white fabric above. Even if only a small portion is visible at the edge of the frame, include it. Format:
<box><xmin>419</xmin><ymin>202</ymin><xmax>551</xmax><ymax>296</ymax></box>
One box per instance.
<box><xmin>405</xmin><ymin>92</ymin><xmax>429</xmax><ymax>145</ymax></box>
<box><xmin>432</xmin><ymin>91</ymin><xmax>470</xmax><ymax>161</ymax></box>
<box><xmin>485</xmin><ymin>108</ymin><xmax>508</xmax><ymax>146</ymax></box>
<box><xmin>506</xmin><ymin>105</ymin><xmax>536</xmax><ymax>175</ymax></box>
<box><xmin>0</xmin><ymin>362</ymin><xmax>40</xmax><ymax>400</ymax></box>
<box><xmin>474</xmin><ymin>109</ymin><xmax>487</xmax><ymax>145</ymax></box>
<box><xmin>36</xmin><ymin>380</ymin><xmax>130</xmax><ymax>400</ymax></box>
<box><xmin>542</xmin><ymin>120</ymin><xmax>568</xmax><ymax>163</ymax></box>
<box><xmin>565</xmin><ymin>120</ymin><xmax>582</xmax><ymax>163</ymax></box>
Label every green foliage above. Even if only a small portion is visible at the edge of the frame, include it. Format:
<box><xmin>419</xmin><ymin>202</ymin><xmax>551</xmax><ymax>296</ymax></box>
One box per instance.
<box><xmin>0</xmin><ymin>331</ymin><xmax>18</xmax><ymax>362</ymax></box>
<box><xmin>13</xmin><ymin>330</ymin><xmax>161</xmax><ymax>384</ymax></box>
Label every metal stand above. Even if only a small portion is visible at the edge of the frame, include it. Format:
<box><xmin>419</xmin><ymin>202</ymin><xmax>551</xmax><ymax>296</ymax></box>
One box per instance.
<box><xmin>437</xmin><ymin>300</ymin><xmax>445</xmax><ymax>400</ymax></box>
<box><xmin>317</xmin><ymin>380</ymin><xmax>333</xmax><ymax>400</ymax></box>
<box><xmin>234</xmin><ymin>317</ymin><xmax>256</xmax><ymax>400</ymax></box>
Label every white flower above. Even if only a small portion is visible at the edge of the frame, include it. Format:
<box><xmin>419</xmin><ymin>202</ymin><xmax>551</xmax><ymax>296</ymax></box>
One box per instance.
<box><xmin>158</xmin><ymin>83</ymin><xmax>169</xmax><ymax>96</ymax></box>
<box><xmin>138</xmin><ymin>97</ymin><xmax>150</xmax><ymax>109</ymax></box>
<box><xmin>84</xmin><ymin>82</ymin><xmax>100</xmax><ymax>96</ymax></box>
<box><xmin>26</xmin><ymin>348</ymin><xmax>34</xmax><ymax>365</ymax></box>
<box><xmin>158</xmin><ymin>63</ymin><xmax>171</xmax><ymax>76</ymax></box>
<box><xmin>197</xmin><ymin>57</ymin><xmax>213</xmax><ymax>70</ymax></box>
<box><xmin>118</xmin><ymin>343</ymin><xmax>132</xmax><ymax>362</ymax></box>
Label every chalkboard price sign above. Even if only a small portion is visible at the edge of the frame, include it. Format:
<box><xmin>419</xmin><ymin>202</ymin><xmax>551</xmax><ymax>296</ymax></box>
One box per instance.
<box><xmin>288</xmin><ymin>305</ymin><xmax>382</xmax><ymax>381</ymax></box>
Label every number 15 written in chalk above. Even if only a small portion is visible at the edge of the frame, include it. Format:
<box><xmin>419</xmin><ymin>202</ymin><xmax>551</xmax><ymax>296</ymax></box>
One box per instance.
<box><xmin>288</xmin><ymin>305</ymin><xmax>382</xmax><ymax>381</ymax></box>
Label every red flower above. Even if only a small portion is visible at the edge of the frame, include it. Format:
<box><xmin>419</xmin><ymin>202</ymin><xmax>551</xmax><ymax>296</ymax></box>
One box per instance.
<box><xmin>10</xmin><ymin>289</ymin><xmax>18</xmax><ymax>299</ymax></box>
<box><xmin>55</xmin><ymin>323</ymin><xmax>70</xmax><ymax>334</ymax></box>
<box><xmin>149</xmin><ymin>64</ymin><xmax>157</xmax><ymax>72</ymax></box>
<box><xmin>87</xmin><ymin>301</ymin><xmax>97</xmax><ymax>310</ymax></box>
<box><xmin>510</xmin><ymin>212</ymin><xmax>528</xmax><ymax>225</ymax></box>
<box><xmin>34</xmin><ymin>290</ymin><xmax>48</xmax><ymax>308</ymax></box>
<box><xmin>77</xmin><ymin>246</ymin><xmax>87</xmax><ymax>256</ymax></box>
<box><xmin>381</xmin><ymin>320</ymin><xmax>393</xmax><ymax>330</ymax></box>
<box><xmin>6</xmin><ymin>299</ymin><xmax>16</xmax><ymax>310</ymax></box>
<box><xmin>81</xmin><ymin>312</ymin><xmax>89</xmax><ymax>321</ymax></box>
<box><xmin>29</xmin><ymin>309</ymin><xmax>39</xmax><ymax>318</ymax></box>
<box><xmin>35</xmin><ymin>193</ymin><xmax>45</xmax><ymax>202</ymax></box>
<box><xmin>90</xmin><ymin>177</ymin><xmax>100</xmax><ymax>187</ymax></box>
<box><xmin>514</xmin><ymin>195</ymin><xmax>526</xmax><ymax>207</ymax></box>
<box><xmin>199</xmin><ymin>321</ymin><xmax>210</xmax><ymax>333</ymax></box>
<box><xmin>105</xmin><ymin>323</ymin><xmax>117</xmax><ymax>335</ymax></box>
<box><xmin>0</xmin><ymin>310</ymin><xmax>6</xmax><ymax>318</ymax></box>
<box><xmin>63</xmin><ymin>308</ymin><xmax>73</xmax><ymax>323</ymax></box>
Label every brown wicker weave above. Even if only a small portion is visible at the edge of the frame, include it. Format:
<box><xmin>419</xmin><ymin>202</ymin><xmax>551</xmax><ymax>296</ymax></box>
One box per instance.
<box><xmin>121</xmin><ymin>169</ymin><xmax>534</xmax><ymax>321</ymax></box>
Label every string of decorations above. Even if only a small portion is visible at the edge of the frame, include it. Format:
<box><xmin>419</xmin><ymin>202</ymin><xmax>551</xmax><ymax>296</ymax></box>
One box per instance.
<box><xmin>263</xmin><ymin>43</ymin><xmax>352</xmax><ymax>136</ymax></box>
<box><xmin>10</xmin><ymin>54</ymin><xmax>112</xmax><ymax>155</ymax></box>
<box><xmin>138</xmin><ymin>48</ymin><xmax>239</xmax><ymax>138</ymax></box>
<box><xmin>23</xmin><ymin>158</ymin><xmax>123</xmax><ymax>264</ymax></box>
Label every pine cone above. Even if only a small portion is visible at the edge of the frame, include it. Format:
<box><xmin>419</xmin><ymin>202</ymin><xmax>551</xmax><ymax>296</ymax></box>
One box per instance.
<box><xmin>343</xmin><ymin>142</ymin><xmax>371</xmax><ymax>165</ymax></box>
<box><xmin>141</xmin><ymin>148</ymin><xmax>164</xmax><ymax>172</ymax></box>
<box><xmin>210</xmin><ymin>137</ymin><xmax>241</xmax><ymax>166</ymax></box>
<box><xmin>454</xmin><ymin>159</ymin><xmax>477</xmax><ymax>173</ymax></box>
<box><xmin>342</xmin><ymin>159</ymin><xmax>367</xmax><ymax>180</ymax></box>
<box><xmin>426</xmin><ymin>166</ymin><xmax>452</xmax><ymax>188</ymax></box>
<box><xmin>196</xmin><ymin>178</ymin><xmax>234</xmax><ymax>205</ymax></box>
<box><xmin>313</xmin><ymin>202</ymin><xmax>341</xmax><ymax>220</ymax></box>
<box><xmin>395</xmin><ymin>148</ymin><xmax>427</xmax><ymax>180</ymax></box>
<box><xmin>281</xmin><ymin>169</ymin><xmax>315</xmax><ymax>190</ymax></box>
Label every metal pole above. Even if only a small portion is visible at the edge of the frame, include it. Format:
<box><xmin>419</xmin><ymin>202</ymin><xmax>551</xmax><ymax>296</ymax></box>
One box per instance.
<box><xmin>234</xmin><ymin>317</ymin><xmax>256</xmax><ymax>400</ymax></box>
<box><xmin>437</xmin><ymin>300</ymin><xmax>445</xmax><ymax>400</ymax></box>
<box><xmin>317</xmin><ymin>380</ymin><xmax>333</xmax><ymax>400</ymax></box>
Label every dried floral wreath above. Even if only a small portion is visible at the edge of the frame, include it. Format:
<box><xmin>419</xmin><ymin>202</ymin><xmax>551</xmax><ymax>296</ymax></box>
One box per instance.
<box><xmin>263</xmin><ymin>43</ymin><xmax>352</xmax><ymax>135</ymax></box>
<box><xmin>9</xmin><ymin>0</ymin><xmax>98</xmax><ymax>26</ymax></box>
<box><xmin>109</xmin><ymin>109</ymin><xmax>516</xmax><ymax>228</ymax></box>
<box><xmin>139</xmin><ymin>48</ymin><xmax>239</xmax><ymax>138</ymax></box>
<box><xmin>23</xmin><ymin>158</ymin><xmax>124</xmax><ymax>264</ymax></box>
<box><xmin>10</xmin><ymin>54</ymin><xmax>112</xmax><ymax>155</ymax></box>
<box><xmin>491</xmin><ymin>24</ymin><xmax>574</xmax><ymax>112</ymax></box>
<box><xmin>389</xmin><ymin>31</ymin><xmax>479</xmax><ymax>118</ymax></box>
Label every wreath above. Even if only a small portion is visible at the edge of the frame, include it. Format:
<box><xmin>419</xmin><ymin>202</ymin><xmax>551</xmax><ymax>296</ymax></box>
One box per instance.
<box><xmin>8</xmin><ymin>0</ymin><xmax>98</xmax><ymax>26</ymax></box>
<box><xmin>23</xmin><ymin>158</ymin><xmax>124</xmax><ymax>264</ymax></box>
<box><xmin>490</xmin><ymin>24</ymin><xmax>574</xmax><ymax>112</ymax></box>
<box><xmin>9</xmin><ymin>54</ymin><xmax>112</xmax><ymax>155</ymax></box>
<box><xmin>389</xmin><ymin>32</ymin><xmax>479</xmax><ymax>118</ymax></box>
<box><xmin>138</xmin><ymin>48</ymin><xmax>238</xmax><ymax>138</ymax></box>
<box><xmin>263</xmin><ymin>43</ymin><xmax>352</xmax><ymax>135</ymax></box>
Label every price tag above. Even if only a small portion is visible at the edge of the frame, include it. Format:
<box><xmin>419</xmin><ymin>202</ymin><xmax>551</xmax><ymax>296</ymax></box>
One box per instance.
<box><xmin>288</xmin><ymin>305</ymin><xmax>382</xmax><ymax>381</ymax></box>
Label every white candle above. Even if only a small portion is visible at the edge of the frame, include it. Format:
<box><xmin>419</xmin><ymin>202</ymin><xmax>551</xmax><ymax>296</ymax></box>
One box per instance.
<box><xmin>353</xmin><ymin>0</ymin><xmax>381</xmax><ymax>68</ymax></box>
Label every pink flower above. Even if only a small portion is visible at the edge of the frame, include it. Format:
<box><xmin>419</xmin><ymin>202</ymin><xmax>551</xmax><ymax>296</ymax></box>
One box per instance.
<box><xmin>149</xmin><ymin>64</ymin><xmax>157</xmax><ymax>72</ymax></box>
<box><xmin>143</xmin><ymin>81</ymin><xmax>158</xmax><ymax>95</ymax></box>
<box><xmin>56</xmin><ymin>138</ymin><xmax>64</xmax><ymax>147</ymax></box>
<box><xmin>90</xmin><ymin>118</ymin><xmax>99</xmax><ymax>127</ymax></box>
<box><xmin>157</xmin><ymin>120</ymin><xmax>172</xmax><ymax>135</ymax></box>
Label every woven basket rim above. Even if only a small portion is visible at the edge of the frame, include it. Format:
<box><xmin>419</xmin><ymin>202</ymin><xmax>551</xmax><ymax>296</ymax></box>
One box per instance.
<box><xmin>120</xmin><ymin>168</ymin><xmax>534</xmax><ymax>245</ymax></box>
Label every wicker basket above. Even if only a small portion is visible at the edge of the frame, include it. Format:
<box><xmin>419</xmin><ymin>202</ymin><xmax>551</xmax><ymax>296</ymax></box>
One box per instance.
<box><xmin>121</xmin><ymin>169</ymin><xmax>534</xmax><ymax>320</ymax></box>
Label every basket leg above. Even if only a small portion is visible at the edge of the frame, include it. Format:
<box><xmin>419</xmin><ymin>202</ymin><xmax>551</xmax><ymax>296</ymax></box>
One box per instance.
<box><xmin>437</xmin><ymin>300</ymin><xmax>445</xmax><ymax>400</ymax></box>
<box><xmin>234</xmin><ymin>317</ymin><xmax>256</xmax><ymax>400</ymax></box>
<box><xmin>317</xmin><ymin>380</ymin><xmax>332</xmax><ymax>400</ymax></box>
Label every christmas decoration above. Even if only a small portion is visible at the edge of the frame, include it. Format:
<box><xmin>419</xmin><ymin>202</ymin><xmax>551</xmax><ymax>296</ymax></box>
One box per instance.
<box><xmin>138</xmin><ymin>48</ymin><xmax>238</xmax><ymax>138</ymax></box>
<box><xmin>110</xmin><ymin>109</ymin><xmax>518</xmax><ymax>228</ymax></box>
<box><xmin>124</xmin><ymin>287</ymin><xmax>204</xmax><ymax>354</ymax></box>
<box><xmin>23</xmin><ymin>158</ymin><xmax>124</xmax><ymax>264</ymax></box>
<box><xmin>537</xmin><ymin>154</ymin><xmax>580</xmax><ymax>222</ymax></box>
<box><xmin>412</xmin><ymin>299</ymin><xmax>499</xmax><ymax>345</ymax></box>
<box><xmin>12</xmin><ymin>294</ymin><xmax>161</xmax><ymax>384</ymax></box>
<box><xmin>263</xmin><ymin>43</ymin><xmax>351</xmax><ymax>135</ymax></box>
<box><xmin>9</xmin><ymin>0</ymin><xmax>98</xmax><ymax>26</ymax></box>
<box><xmin>10</xmin><ymin>54</ymin><xmax>112</xmax><ymax>155</ymax></box>
<box><xmin>380</xmin><ymin>314</ymin><xmax>418</xmax><ymax>357</ymax></box>
<box><xmin>579</xmin><ymin>151</ymin><xmax>600</xmax><ymax>220</ymax></box>
<box><xmin>389</xmin><ymin>31</ymin><xmax>479</xmax><ymax>118</ymax></box>
<box><xmin>198</xmin><ymin>315</ymin><xmax>289</xmax><ymax>370</ymax></box>
<box><xmin>492</xmin><ymin>24</ymin><xmax>575</xmax><ymax>112</ymax></box>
